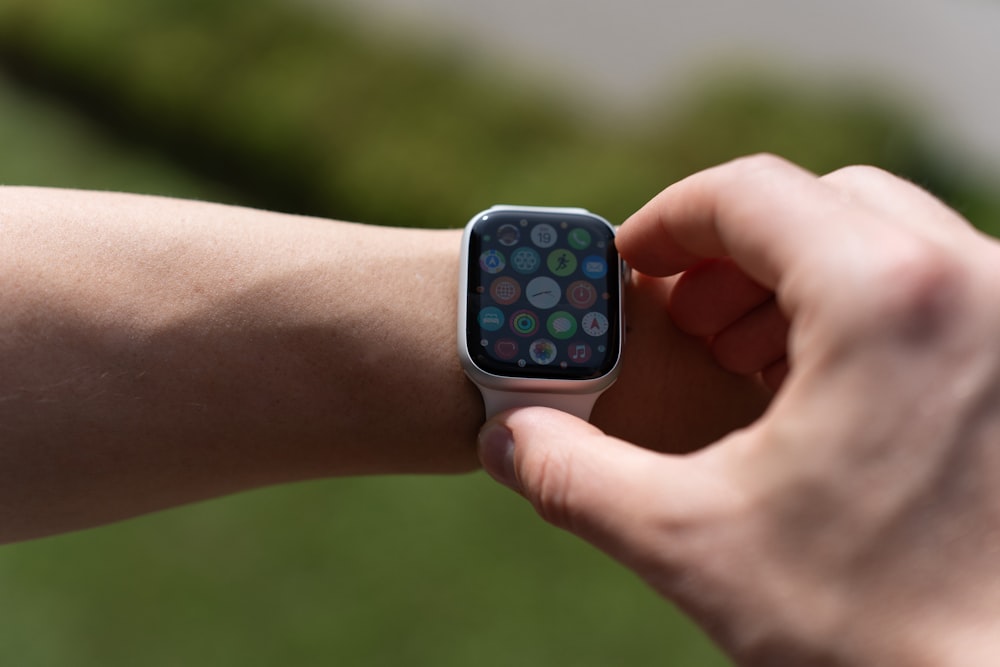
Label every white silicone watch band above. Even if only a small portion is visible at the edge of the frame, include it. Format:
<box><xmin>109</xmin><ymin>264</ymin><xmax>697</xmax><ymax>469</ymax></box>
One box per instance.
<box><xmin>480</xmin><ymin>388</ymin><xmax>599</xmax><ymax>421</ymax></box>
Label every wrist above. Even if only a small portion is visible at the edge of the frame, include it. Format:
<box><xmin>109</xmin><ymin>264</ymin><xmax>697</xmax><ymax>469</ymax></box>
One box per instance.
<box><xmin>214</xmin><ymin>221</ymin><xmax>483</xmax><ymax>477</ymax></box>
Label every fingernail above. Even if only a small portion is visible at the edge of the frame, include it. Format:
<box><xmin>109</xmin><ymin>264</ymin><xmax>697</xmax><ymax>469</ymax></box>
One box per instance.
<box><xmin>477</xmin><ymin>422</ymin><xmax>519</xmax><ymax>491</ymax></box>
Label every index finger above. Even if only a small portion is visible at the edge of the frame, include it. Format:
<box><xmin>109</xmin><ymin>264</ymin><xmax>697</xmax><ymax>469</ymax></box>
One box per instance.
<box><xmin>617</xmin><ymin>154</ymin><xmax>861</xmax><ymax>289</ymax></box>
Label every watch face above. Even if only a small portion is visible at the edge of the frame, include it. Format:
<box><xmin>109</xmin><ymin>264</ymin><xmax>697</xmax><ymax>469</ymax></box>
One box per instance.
<box><xmin>464</xmin><ymin>209</ymin><xmax>622</xmax><ymax>380</ymax></box>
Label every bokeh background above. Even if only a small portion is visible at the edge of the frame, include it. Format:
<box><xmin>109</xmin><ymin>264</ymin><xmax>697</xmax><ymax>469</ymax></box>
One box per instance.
<box><xmin>1</xmin><ymin>1</ymin><xmax>998</xmax><ymax>665</ymax></box>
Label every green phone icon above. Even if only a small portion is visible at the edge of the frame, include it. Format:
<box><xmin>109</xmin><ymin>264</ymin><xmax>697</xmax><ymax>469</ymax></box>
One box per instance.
<box><xmin>568</xmin><ymin>228</ymin><xmax>591</xmax><ymax>250</ymax></box>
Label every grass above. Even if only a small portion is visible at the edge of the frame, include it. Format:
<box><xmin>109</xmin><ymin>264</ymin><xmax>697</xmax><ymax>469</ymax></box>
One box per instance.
<box><xmin>0</xmin><ymin>474</ymin><xmax>730</xmax><ymax>666</ymax></box>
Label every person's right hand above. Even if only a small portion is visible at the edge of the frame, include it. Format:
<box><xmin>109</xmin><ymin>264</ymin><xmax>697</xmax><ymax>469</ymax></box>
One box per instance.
<box><xmin>478</xmin><ymin>155</ymin><xmax>1000</xmax><ymax>665</ymax></box>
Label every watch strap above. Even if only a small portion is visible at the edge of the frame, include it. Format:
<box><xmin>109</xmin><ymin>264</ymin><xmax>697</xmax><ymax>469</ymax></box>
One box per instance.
<box><xmin>479</xmin><ymin>387</ymin><xmax>599</xmax><ymax>421</ymax></box>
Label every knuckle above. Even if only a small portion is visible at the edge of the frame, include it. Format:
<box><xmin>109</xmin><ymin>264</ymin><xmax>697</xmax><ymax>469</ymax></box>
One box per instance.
<box><xmin>857</xmin><ymin>239</ymin><xmax>967</xmax><ymax>338</ymax></box>
<box><xmin>729</xmin><ymin>152</ymin><xmax>793</xmax><ymax>175</ymax></box>
<box><xmin>825</xmin><ymin>164</ymin><xmax>892</xmax><ymax>184</ymax></box>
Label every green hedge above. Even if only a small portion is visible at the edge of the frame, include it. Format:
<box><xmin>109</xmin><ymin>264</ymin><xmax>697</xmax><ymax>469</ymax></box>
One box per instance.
<box><xmin>2</xmin><ymin>0</ymin><xmax>994</xmax><ymax>231</ymax></box>
<box><xmin>0</xmin><ymin>0</ymin><xmax>629</xmax><ymax>225</ymax></box>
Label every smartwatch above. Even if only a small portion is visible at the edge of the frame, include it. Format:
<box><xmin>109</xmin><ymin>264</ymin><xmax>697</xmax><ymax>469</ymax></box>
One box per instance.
<box><xmin>458</xmin><ymin>205</ymin><xmax>625</xmax><ymax>421</ymax></box>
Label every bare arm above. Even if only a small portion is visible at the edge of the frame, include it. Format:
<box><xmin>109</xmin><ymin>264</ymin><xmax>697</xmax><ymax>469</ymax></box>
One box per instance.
<box><xmin>0</xmin><ymin>186</ymin><xmax>766</xmax><ymax>544</ymax></box>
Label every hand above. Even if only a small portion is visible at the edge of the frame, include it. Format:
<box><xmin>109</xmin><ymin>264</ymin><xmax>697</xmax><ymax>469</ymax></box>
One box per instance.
<box><xmin>478</xmin><ymin>155</ymin><xmax>1000</xmax><ymax>665</ymax></box>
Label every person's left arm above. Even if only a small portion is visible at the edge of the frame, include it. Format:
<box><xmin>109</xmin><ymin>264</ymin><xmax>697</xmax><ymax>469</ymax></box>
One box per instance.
<box><xmin>0</xmin><ymin>186</ymin><xmax>767</xmax><ymax>543</ymax></box>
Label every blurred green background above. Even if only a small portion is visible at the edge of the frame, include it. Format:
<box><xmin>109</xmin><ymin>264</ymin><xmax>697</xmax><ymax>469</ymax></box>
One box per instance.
<box><xmin>1</xmin><ymin>1</ymin><xmax>998</xmax><ymax>666</ymax></box>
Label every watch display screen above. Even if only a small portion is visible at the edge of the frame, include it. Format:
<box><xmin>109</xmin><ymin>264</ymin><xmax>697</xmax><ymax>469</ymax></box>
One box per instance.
<box><xmin>465</xmin><ymin>210</ymin><xmax>621</xmax><ymax>380</ymax></box>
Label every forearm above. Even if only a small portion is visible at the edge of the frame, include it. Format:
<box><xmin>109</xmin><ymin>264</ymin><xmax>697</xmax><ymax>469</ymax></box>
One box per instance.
<box><xmin>0</xmin><ymin>187</ymin><xmax>481</xmax><ymax>541</ymax></box>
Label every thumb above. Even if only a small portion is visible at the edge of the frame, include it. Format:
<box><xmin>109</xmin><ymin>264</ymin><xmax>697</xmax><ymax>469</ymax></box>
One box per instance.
<box><xmin>478</xmin><ymin>406</ymin><xmax>734</xmax><ymax>577</ymax></box>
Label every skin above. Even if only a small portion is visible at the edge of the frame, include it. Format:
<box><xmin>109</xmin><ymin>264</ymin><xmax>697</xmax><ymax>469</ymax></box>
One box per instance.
<box><xmin>480</xmin><ymin>155</ymin><xmax>1000</xmax><ymax>665</ymax></box>
<box><xmin>0</xmin><ymin>185</ymin><xmax>766</xmax><ymax>544</ymax></box>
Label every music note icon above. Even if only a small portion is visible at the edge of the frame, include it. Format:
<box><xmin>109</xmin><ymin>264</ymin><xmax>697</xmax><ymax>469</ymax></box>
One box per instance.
<box><xmin>568</xmin><ymin>343</ymin><xmax>591</xmax><ymax>363</ymax></box>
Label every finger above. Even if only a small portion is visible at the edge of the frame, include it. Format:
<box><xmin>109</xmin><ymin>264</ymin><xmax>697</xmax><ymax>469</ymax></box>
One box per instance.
<box><xmin>617</xmin><ymin>154</ymin><xmax>873</xmax><ymax>289</ymax></box>
<box><xmin>669</xmin><ymin>257</ymin><xmax>773</xmax><ymax>337</ymax></box>
<box><xmin>478</xmin><ymin>407</ymin><xmax>736</xmax><ymax>572</ymax></box>
<box><xmin>711</xmin><ymin>299</ymin><xmax>790</xmax><ymax>376</ymax></box>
